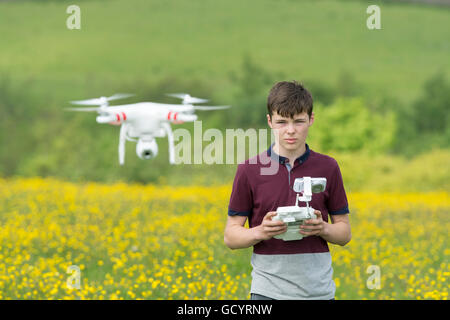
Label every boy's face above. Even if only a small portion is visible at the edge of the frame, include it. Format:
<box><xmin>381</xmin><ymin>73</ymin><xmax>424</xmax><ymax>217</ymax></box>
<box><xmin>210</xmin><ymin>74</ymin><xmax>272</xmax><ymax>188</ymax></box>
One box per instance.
<box><xmin>267</xmin><ymin>111</ymin><xmax>314</xmax><ymax>152</ymax></box>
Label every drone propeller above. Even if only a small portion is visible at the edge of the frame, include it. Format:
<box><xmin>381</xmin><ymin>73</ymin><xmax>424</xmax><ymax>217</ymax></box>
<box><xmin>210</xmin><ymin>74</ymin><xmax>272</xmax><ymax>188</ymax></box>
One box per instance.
<box><xmin>70</xmin><ymin>93</ymin><xmax>134</xmax><ymax>106</ymax></box>
<box><xmin>65</xmin><ymin>107</ymin><xmax>102</xmax><ymax>112</ymax></box>
<box><xmin>193</xmin><ymin>105</ymin><xmax>230</xmax><ymax>110</ymax></box>
<box><xmin>166</xmin><ymin>93</ymin><xmax>209</xmax><ymax>105</ymax></box>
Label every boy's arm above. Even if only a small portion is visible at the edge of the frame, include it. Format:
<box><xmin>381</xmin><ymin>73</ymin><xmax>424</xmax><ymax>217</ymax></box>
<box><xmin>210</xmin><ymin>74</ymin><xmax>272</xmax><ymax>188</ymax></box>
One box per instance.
<box><xmin>224</xmin><ymin>216</ymin><xmax>259</xmax><ymax>250</ymax></box>
<box><xmin>320</xmin><ymin>214</ymin><xmax>351</xmax><ymax>246</ymax></box>
<box><xmin>224</xmin><ymin>212</ymin><xmax>287</xmax><ymax>250</ymax></box>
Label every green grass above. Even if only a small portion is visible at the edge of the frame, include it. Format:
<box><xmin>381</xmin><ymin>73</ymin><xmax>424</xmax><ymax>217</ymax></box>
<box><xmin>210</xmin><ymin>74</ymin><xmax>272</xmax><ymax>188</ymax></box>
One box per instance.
<box><xmin>0</xmin><ymin>0</ymin><xmax>448</xmax><ymax>104</ymax></box>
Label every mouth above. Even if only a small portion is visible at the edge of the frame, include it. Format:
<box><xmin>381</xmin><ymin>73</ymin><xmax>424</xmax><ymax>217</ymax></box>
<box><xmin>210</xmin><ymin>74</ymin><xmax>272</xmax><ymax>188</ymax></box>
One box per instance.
<box><xmin>285</xmin><ymin>138</ymin><xmax>297</xmax><ymax>144</ymax></box>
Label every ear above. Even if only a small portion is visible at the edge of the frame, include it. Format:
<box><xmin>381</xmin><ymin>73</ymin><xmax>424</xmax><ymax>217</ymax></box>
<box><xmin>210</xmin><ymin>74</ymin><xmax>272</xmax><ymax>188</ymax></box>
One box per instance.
<box><xmin>267</xmin><ymin>114</ymin><xmax>273</xmax><ymax>129</ymax></box>
<box><xmin>309</xmin><ymin>112</ymin><xmax>315</xmax><ymax>126</ymax></box>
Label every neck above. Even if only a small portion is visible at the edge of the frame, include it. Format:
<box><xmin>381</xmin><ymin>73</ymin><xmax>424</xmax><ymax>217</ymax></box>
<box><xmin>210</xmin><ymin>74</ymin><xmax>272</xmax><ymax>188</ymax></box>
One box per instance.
<box><xmin>273</xmin><ymin>143</ymin><xmax>306</xmax><ymax>164</ymax></box>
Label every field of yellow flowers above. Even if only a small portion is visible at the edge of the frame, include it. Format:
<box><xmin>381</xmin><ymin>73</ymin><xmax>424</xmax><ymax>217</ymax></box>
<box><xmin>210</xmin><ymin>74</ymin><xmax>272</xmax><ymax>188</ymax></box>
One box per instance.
<box><xmin>0</xmin><ymin>177</ymin><xmax>448</xmax><ymax>300</ymax></box>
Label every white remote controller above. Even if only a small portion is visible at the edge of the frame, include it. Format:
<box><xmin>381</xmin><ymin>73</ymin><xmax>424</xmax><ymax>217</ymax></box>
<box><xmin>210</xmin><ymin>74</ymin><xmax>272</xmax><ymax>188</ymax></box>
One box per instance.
<box><xmin>273</xmin><ymin>177</ymin><xmax>326</xmax><ymax>241</ymax></box>
<box><xmin>273</xmin><ymin>206</ymin><xmax>316</xmax><ymax>241</ymax></box>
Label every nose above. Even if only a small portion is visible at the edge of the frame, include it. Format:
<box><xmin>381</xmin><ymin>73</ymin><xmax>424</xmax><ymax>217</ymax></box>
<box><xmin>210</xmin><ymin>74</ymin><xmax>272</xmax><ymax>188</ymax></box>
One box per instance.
<box><xmin>287</xmin><ymin>122</ymin><xmax>296</xmax><ymax>133</ymax></box>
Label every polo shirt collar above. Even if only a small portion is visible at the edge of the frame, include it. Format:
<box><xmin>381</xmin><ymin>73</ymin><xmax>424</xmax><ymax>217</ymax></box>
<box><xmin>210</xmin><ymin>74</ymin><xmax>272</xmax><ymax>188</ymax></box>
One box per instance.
<box><xmin>267</xmin><ymin>143</ymin><xmax>310</xmax><ymax>165</ymax></box>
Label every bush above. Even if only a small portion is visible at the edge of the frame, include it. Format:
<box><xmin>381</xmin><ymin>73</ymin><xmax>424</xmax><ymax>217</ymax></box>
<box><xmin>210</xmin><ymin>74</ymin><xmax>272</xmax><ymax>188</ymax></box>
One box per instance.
<box><xmin>0</xmin><ymin>75</ymin><xmax>43</xmax><ymax>176</ymax></box>
<box><xmin>335</xmin><ymin>149</ymin><xmax>450</xmax><ymax>192</ymax></box>
<box><xmin>229</xmin><ymin>54</ymin><xmax>283</xmax><ymax>129</ymax></box>
<box><xmin>394</xmin><ymin>72</ymin><xmax>450</xmax><ymax>155</ymax></box>
<box><xmin>309</xmin><ymin>97</ymin><xmax>397</xmax><ymax>154</ymax></box>
<box><xmin>411</xmin><ymin>72</ymin><xmax>450</xmax><ymax>136</ymax></box>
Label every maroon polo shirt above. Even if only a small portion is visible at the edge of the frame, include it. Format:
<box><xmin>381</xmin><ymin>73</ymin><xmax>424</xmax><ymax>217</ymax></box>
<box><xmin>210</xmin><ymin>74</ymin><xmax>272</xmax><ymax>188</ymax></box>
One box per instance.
<box><xmin>228</xmin><ymin>144</ymin><xmax>349</xmax><ymax>255</ymax></box>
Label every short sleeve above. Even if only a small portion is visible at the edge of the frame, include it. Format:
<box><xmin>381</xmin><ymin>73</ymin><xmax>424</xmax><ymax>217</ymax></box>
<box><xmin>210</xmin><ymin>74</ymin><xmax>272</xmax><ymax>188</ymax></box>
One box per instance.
<box><xmin>228</xmin><ymin>164</ymin><xmax>253</xmax><ymax>217</ymax></box>
<box><xmin>327</xmin><ymin>162</ymin><xmax>350</xmax><ymax>215</ymax></box>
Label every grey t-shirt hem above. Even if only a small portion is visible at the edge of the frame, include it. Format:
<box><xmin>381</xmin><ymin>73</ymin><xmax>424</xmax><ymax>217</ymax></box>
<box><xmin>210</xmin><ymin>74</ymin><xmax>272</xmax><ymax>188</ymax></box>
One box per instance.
<box><xmin>250</xmin><ymin>252</ymin><xmax>336</xmax><ymax>300</ymax></box>
<box><xmin>250</xmin><ymin>288</ymin><xmax>335</xmax><ymax>300</ymax></box>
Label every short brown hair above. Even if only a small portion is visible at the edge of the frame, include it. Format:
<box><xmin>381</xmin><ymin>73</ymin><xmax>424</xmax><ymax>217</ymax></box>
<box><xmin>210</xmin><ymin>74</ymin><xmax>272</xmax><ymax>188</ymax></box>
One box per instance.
<box><xmin>267</xmin><ymin>81</ymin><xmax>313</xmax><ymax>119</ymax></box>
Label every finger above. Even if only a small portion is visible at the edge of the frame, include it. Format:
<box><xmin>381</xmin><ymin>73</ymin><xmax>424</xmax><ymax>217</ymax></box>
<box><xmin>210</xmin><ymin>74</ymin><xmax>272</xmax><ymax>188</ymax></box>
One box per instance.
<box><xmin>314</xmin><ymin>210</ymin><xmax>322</xmax><ymax>218</ymax></box>
<box><xmin>299</xmin><ymin>228</ymin><xmax>320</xmax><ymax>236</ymax></box>
<box><xmin>268</xmin><ymin>228</ymin><xmax>288</xmax><ymax>236</ymax></box>
<box><xmin>265</xmin><ymin>223</ymin><xmax>288</xmax><ymax>231</ymax></box>
<box><xmin>265</xmin><ymin>225</ymin><xmax>286</xmax><ymax>231</ymax></box>
<box><xmin>300</xmin><ymin>223</ymin><xmax>322</xmax><ymax>234</ymax></box>
<box><xmin>305</xmin><ymin>217</ymin><xmax>322</xmax><ymax>225</ymax></box>
<box><xmin>264</xmin><ymin>211</ymin><xmax>277</xmax><ymax>220</ymax></box>
<box><xmin>264</xmin><ymin>220</ymin><xmax>286</xmax><ymax>227</ymax></box>
<box><xmin>264</xmin><ymin>225</ymin><xmax>287</xmax><ymax>232</ymax></box>
<box><xmin>304</xmin><ymin>216</ymin><xmax>322</xmax><ymax>225</ymax></box>
<box><xmin>300</xmin><ymin>224</ymin><xmax>322</xmax><ymax>231</ymax></box>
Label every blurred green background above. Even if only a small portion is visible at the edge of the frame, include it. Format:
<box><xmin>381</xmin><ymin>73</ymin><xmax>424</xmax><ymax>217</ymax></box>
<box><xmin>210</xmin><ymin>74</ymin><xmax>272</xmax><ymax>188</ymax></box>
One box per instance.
<box><xmin>0</xmin><ymin>0</ymin><xmax>449</xmax><ymax>190</ymax></box>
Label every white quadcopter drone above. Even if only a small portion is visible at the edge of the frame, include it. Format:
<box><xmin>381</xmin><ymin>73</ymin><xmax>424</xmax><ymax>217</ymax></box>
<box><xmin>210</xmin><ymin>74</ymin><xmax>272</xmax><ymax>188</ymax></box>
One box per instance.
<box><xmin>66</xmin><ymin>93</ymin><xmax>229</xmax><ymax>165</ymax></box>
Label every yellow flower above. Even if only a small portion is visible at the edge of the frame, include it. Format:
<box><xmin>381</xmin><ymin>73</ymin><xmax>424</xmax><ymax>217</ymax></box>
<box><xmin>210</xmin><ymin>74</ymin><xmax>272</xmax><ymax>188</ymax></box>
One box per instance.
<box><xmin>0</xmin><ymin>177</ymin><xmax>448</xmax><ymax>300</ymax></box>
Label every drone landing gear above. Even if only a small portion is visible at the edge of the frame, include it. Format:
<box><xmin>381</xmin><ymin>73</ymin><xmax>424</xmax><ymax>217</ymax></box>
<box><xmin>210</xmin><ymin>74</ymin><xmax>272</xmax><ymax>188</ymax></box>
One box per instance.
<box><xmin>119</xmin><ymin>123</ymin><xmax>127</xmax><ymax>166</ymax></box>
<box><xmin>161</xmin><ymin>122</ymin><xmax>175</xmax><ymax>165</ymax></box>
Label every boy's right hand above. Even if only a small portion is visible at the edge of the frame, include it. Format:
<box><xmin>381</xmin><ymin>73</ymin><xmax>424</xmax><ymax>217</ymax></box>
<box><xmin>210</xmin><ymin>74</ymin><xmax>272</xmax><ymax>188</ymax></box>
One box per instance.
<box><xmin>255</xmin><ymin>211</ymin><xmax>287</xmax><ymax>241</ymax></box>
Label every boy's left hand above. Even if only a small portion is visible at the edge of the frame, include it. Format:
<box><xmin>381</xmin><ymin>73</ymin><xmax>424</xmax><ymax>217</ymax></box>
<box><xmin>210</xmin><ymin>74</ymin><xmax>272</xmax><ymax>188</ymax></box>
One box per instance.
<box><xmin>299</xmin><ymin>210</ymin><xmax>325</xmax><ymax>237</ymax></box>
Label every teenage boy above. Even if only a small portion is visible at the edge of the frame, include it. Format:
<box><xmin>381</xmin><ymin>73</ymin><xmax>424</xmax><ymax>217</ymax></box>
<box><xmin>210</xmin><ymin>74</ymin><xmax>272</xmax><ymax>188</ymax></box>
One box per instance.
<box><xmin>224</xmin><ymin>81</ymin><xmax>351</xmax><ymax>300</ymax></box>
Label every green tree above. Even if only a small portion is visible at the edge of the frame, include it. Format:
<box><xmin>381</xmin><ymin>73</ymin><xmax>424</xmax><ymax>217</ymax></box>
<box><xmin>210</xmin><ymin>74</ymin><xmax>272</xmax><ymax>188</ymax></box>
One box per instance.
<box><xmin>411</xmin><ymin>72</ymin><xmax>449</xmax><ymax>137</ymax></box>
<box><xmin>309</xmin><ymin>97</ymin><xmax>397</xmax><ymax>154</ymax></box>
<box><xmin>229</xmin><ymin>54</ymin><xmax>282</xmax><ymax>129</ymax></box>
<box><xmin>394</xmin><ymin>72</ymin><xmax>450</xmax><ymax>155</ymax></box>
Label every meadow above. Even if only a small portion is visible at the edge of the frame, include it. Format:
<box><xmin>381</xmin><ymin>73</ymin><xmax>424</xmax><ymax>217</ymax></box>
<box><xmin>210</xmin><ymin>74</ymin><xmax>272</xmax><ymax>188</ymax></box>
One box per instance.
<box><xmin>0</xmin><ymin>177</ymin><xmax>448</xmax><ymax>300</ymax></box>
<box><xmin>1</xmin><ymin>0</ymin><xmax>449</xmax><ymax>184</ymax></box>
<box><xmin>0</xmin><ymin>0</ymin><xmax>449</xmax><ymax>103</ymax></box>
<box><xmin>0</xmin><ymin>0</ymin><xmax>449</xmax><ymax>301</ymax></box>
